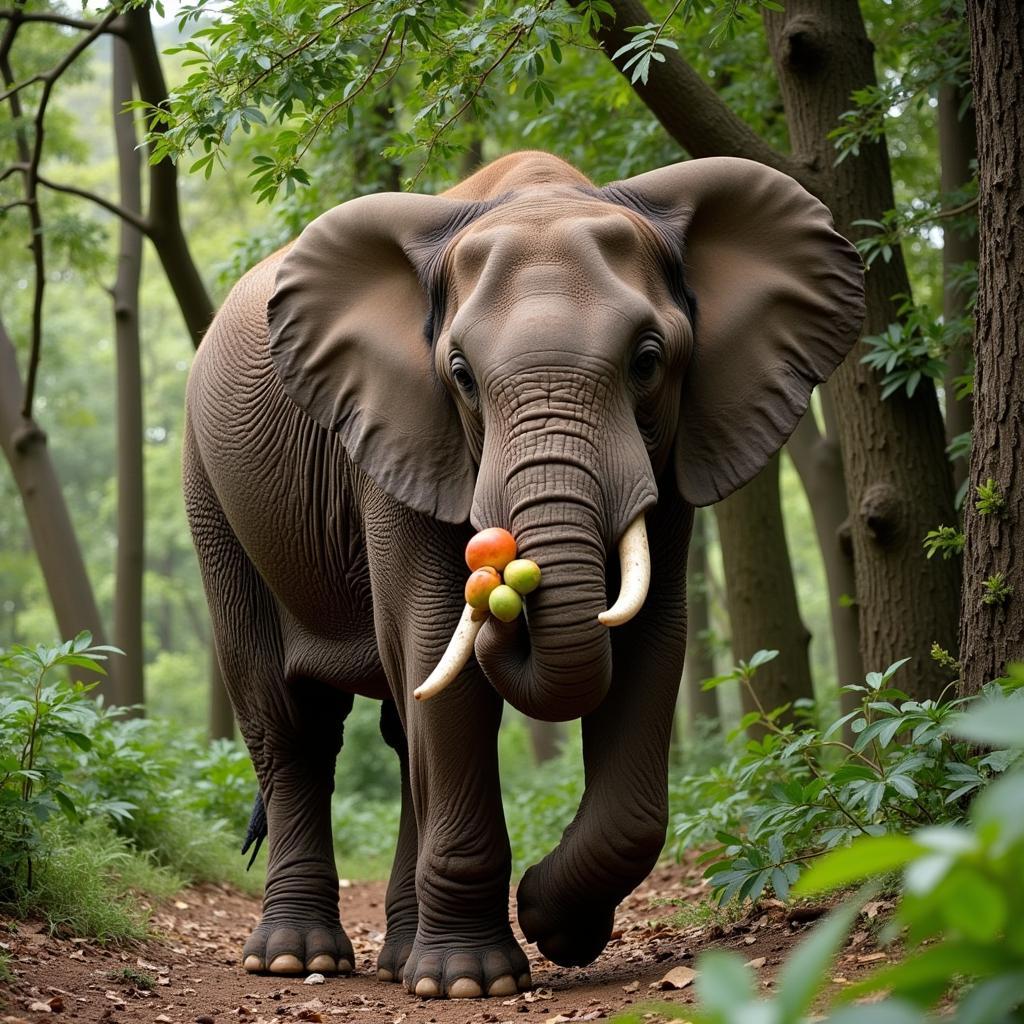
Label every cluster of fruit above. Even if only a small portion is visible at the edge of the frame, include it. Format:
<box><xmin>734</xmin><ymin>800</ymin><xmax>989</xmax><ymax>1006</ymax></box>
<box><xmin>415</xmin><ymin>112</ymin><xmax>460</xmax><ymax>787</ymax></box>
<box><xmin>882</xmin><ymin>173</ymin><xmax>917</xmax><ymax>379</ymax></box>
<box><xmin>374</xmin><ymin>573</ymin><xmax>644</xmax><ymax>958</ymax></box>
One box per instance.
<box><xmin>464</xmin><ymin>528</ymin><xmax>541</xmax><ymax>623</ymax></box>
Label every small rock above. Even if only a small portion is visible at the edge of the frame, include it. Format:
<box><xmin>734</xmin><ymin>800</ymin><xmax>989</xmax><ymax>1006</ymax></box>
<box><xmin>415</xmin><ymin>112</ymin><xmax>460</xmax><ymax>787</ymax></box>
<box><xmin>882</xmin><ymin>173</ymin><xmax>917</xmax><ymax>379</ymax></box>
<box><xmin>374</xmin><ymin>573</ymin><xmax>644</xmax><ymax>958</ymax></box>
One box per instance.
<box><xmin>622</xmin><ymin>981</ymin><xmax>640</xmax><ymax>994</ymax></box>
<box><xmin>649</xmin><ymin>966</ymin><xmax>696</xmax><ymax>991</ymax></box>
<box><xmin>27</xmin><ymin>1004</ymin><xmax>52</xmax><ymax>1014</ymax></box>
<box><xmin>304</xmin><ymin>974</ymin><xmax>326</xmax><ymax>986</ymax></box>
<box><xmin>196</xmin><ymin>1016</ymin><xmax>216</xmax><ymax>1024</ymax></box>
<box><xmin>745</xmin><ymin>957</ymin><xmax>767</xmax><ymax>969</ymax></box>
<box><xmin>156</xmin><ymin>1016</ymin><xmax>174</xmax><ymax>1023</ymax></box>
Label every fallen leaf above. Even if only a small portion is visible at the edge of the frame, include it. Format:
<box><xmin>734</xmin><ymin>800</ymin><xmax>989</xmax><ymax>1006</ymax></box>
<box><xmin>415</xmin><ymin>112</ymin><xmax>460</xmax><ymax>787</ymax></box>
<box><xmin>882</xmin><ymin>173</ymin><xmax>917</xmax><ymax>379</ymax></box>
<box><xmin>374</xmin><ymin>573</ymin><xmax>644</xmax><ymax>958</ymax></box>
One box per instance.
<box><xmin>27</xmin><ymin>1004</ymin><xmax>51</xmax><ymax>1015</ymax></box>
<box><xmin>68</xmin><ymin>950</ymin><xmax>85</xmax><ymax>961</ymax></box>
<box><xmin>856</xmin><ymin>952</ymin><xmax>887</xmax><ymax>964</ymax></box>
<box><xmin>649</xmin><ymin>966</ymin><xmax>696</xmax><ymax>990</ymax></box>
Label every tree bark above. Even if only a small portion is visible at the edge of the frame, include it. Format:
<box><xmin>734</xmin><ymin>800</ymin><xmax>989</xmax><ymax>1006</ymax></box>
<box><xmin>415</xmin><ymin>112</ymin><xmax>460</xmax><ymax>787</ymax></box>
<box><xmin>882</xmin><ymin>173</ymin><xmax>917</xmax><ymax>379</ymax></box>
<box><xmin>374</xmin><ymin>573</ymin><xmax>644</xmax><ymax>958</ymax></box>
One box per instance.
<box><xmin>0</xmin><ymin>318</ymin><xmax>110</xmax><ymax>685</ymax></box>
<box><xmin>526</xmin><ymin>719</ymin><xmax>562</xmax><ymax>764</ymax></box>
<box><xmin>715</xmin><ymin>454</ymin><xmax>813</xmax><ymax>720</ymax></box>
<box><xmin>959</xmin><ymin>0</ymin><xmax>1024</xmax><ymax>694</ymax></box>
<box><xmin>762</xmin><ymin>1</ymin><xmax>961</xmax><ymax>699</ymax></box>
<box><xmin>939</xmin><ymin>79</ymin><xmax>977</xmax><ymax>493</ymax></box>
<box><xmin>786</xmin><ymin>393</ymin><xmax>863</xmax><ymax>704</ymax></box>
<box><xmin>111</xmin><ymin>38</ymin><xmax>145</xmax><ymax>710</ymax></box>
<box><xmin>683</xmin><ymin>507</ymin><xmax>719</xmax><ymax>727</ymax></box>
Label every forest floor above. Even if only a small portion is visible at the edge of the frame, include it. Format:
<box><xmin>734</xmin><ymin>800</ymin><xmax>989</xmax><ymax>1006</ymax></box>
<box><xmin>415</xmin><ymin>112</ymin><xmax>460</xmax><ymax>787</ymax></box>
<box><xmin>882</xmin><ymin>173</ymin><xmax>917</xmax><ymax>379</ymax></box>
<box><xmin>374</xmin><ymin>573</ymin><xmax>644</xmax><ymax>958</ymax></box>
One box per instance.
<box><xmin>0</xmin><ymin>856</ymin><xmax>893</xmax><ymax>1024</ymax></box>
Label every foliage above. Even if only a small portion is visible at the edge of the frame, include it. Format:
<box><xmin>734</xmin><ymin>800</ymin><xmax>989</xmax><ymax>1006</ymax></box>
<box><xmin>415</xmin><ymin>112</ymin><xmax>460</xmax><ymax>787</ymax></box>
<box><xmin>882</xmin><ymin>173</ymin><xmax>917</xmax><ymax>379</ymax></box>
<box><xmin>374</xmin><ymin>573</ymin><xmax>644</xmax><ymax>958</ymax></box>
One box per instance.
<box><xmin>860</xmin><ymin>303</ymin><xmax>955</xmax><ymax>401</ymax></box>
<box><xmin>672</xmin><ymin>653</ymin><xmax>1022</xmax><ymax>905</ymax></box>
<box><xmin>974</xmin><ymin>478</ymin><xmax>1006</xmax><ymax>518</ymax></box>
<box><xmin>922</xmin><ymin>525</ymin><xmax>965</xmax><ymax>561</ymax></box>
<box><xmin>0</xmin><ymin>633</ymin><xmax>263</xmax><ymax>936</ymax></box>
<box><xmin>981</xmin><ymin>573</ymin><xmax>1013</xmax><ymax>609</ymax></box>
<box><xmin>0</xmin><ymin>633</ymin><xmax>118</xmax><ymax>895</ymax></box>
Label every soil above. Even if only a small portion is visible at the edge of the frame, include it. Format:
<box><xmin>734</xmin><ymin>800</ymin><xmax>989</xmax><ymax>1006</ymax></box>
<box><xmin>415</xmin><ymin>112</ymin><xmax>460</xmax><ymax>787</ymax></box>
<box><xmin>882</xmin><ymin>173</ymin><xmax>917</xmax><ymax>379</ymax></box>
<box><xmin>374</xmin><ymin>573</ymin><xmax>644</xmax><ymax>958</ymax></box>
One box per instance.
<box><xmin>0</xmin><ymin>857</ymin><xmax>893</xmax><ymax>1024</ymax></box>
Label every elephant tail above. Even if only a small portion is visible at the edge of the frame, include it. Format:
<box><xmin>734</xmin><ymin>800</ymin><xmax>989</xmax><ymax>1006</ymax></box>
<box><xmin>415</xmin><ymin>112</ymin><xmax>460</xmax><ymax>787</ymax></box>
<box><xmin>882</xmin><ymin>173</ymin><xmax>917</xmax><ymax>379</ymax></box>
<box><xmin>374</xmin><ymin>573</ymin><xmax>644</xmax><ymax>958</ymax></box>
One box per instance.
<box><xmin>240</xmin><ymin>790</ymin><xmax>267</xmax><ymax>870</ymax></box>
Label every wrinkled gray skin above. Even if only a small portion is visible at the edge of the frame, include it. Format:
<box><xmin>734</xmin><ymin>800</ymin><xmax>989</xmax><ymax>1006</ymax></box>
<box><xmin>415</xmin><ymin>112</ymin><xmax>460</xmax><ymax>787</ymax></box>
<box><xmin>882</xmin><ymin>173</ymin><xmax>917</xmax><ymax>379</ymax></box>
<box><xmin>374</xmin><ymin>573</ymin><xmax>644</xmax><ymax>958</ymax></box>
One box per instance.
<box><xmin>184</xmin><ymin>152</ymin><xmax>864</xmax><ymax>998</ymax></box>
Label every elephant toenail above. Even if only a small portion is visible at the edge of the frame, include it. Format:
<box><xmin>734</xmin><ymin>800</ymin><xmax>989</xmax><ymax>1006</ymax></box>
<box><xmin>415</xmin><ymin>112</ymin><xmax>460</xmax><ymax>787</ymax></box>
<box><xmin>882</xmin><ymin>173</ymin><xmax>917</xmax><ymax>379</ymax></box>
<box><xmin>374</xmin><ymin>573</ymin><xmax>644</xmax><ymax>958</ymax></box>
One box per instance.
<box><xmin>243</xmin><ymin>955</ymin><xmax>263</xmax><ymax>972</ymax></box>
<box><xmin>268</xmin><ymin>953</ymin><xmax>304</xmax><ymax>974</ymax></box>
<box><xmin>487</xmin><ymin>976</ymin><xmax>517</xmax><ymax>996</ymax></box>
<box><xmin>306</xmin><ymin>954</ymin><xmax>336</xmax><ymax>973</ymax></box>
<box><xmin>449</xmin><ymin>978</ymin><xmax>483</xmax><ymax>999</ymax></box>
<box><xmin>415</xmin><ymin>978</ymin><xmax>440</xmax><ymax>998</ymax></box>
<box><xmin>377</xmin><ymin>968</ymin><xmax>394</xmax><ymax>982</ymax></box>
<box><xmin>336</xmin><ymin>958</ymin><xmax>353</xmax><ymax>974</ymax></box>
<box><xmin>517</xmin><ymin>973</ymin><xmax>533</xmax><ymax>990</ymax></box>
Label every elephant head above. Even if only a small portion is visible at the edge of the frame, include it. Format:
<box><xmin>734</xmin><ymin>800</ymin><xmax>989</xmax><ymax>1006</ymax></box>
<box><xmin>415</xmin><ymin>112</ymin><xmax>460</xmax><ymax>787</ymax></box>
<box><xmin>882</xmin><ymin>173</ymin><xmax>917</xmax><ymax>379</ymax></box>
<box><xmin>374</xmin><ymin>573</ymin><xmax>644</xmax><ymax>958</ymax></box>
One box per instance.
<box><xmin>267</xmin><ymin>153</ymin><xmax>864</xmax><ymax>722</ymax></box>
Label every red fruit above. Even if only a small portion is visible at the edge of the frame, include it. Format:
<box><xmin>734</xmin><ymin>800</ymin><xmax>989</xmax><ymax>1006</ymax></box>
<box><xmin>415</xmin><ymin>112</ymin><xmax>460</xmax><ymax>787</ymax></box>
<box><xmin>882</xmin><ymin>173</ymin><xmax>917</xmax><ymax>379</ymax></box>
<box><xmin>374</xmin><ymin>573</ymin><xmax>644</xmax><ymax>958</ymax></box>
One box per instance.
<box><xmin>465</xmin><ymin>567</ymin><xmax>502</xmax><ymax>609</ymax></box>
<box><xmin>465</xmin><ymin>528</ymin><xmax>518</xmax><ymax>572</ymax></box>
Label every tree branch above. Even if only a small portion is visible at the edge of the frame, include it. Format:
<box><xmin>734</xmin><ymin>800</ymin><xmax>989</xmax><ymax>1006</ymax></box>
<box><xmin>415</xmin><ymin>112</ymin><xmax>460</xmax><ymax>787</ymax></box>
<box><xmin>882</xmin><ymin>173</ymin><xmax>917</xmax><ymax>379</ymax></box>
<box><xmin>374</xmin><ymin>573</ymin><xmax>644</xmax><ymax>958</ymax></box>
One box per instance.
<box><xmin>584</xmin><ymin>0</ymin><xmax>813</xmax><ymax>187</ymax></box>
<box><xmin>0</xmin><ymin>10</ymin><xmax>125</xmax><ymax>34</ymax></box>
<box><xmin>36</xmin><ymin>172</ymin><xmax>152</xmax><ymax>234</ymax></box>
<box><xmin>124</xmin><ymin>5</ymin><xmax>214</xmax><ymax>347</ymax></box>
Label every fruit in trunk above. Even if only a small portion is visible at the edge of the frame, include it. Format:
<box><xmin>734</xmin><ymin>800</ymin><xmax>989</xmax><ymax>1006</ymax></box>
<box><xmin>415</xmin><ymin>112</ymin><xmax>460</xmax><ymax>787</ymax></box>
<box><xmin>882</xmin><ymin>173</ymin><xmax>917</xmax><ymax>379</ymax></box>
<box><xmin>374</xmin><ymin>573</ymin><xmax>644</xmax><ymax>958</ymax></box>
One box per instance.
<box><xmin>503</xmin><ymin>558</ymin><xmax>541</xmax><ymax>595</ymax></box>
<box><xmin>488</xmin><ymin>584</ymin><xmax>523</xmax><ymax>623</ymax></box>
<box><xmin>465</xmin><ymin>528</ymin><xmax>518</xmax><ymax>572</ymax></box>
<box><xmin>465</xmin><ymin>567</ymin><xmax>502</xmax><ymax>609</ymax></box>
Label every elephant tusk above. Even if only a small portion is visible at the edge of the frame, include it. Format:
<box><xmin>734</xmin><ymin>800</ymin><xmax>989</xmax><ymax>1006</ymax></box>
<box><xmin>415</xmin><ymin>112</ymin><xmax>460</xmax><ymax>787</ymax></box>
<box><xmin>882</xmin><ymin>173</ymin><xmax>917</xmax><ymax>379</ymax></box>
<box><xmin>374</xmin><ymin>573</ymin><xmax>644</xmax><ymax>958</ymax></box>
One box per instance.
<box><xmin>414</xmin><ymin>604</ymin><xmax>486</xmax><ymax>701</ymax></box>
<box><xmin>598</xmin><ymin>514</ymin><xmax>650</xmax><ymax>627</ymax></box>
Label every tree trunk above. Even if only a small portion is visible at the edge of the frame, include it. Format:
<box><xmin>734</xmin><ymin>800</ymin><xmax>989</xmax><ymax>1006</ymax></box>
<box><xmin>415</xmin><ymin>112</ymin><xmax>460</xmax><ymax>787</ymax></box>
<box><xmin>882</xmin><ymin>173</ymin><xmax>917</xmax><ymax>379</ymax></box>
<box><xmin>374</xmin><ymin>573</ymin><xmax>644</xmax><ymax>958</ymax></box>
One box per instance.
<box><xmin>959</xmin><ymin>0</ymin><xmax>1024</xmax><ymax>694</ymax></box>
<box><xmin>0</xmin><ymin>318</ymin><xmax>110</xmax><ymax>687</ymax></box>
<box><xmin>111</xmin><ymin>38</ymin><xmax>145</xmax><ymax>710</ymax></box>
<box><xmin>715</xmin><ymin>454</ymin><xmax>813</xmax><ymax>720</ymax></box>
<box><xmin>762</xmin><ymin>1</ymin><xmax>961</xmax><ymax>699</ymax></box>
<box><xmin>526</xmin><ymin>719</ymin><xmax>562</xmax><ymax>764</ymax></box>
<box><xmin>939</xmin><ymin>78</ymin><xmax>977</xmax><ymax>494</ymax></box>
<box><xmin>683</xmin><ymin>507</ymin><xmax>719</xmax><ymax>727</ymax></box>
<box><xmin>124</xmin><ymin>5</ymin><xmax>231</xmax><ymax>731</ymax></box>
<box><xmin>786</xmin><ymin>393</ymin><xmax>863</xmax><ymax>705</ymax></box>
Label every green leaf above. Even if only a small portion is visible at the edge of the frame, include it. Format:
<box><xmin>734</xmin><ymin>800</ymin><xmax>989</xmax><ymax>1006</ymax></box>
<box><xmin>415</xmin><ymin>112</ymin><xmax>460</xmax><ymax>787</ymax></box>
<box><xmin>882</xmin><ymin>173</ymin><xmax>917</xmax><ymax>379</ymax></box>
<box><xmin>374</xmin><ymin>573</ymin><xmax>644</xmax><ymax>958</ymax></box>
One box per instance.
<box><xmin>794</xmin><ymin>835</ymin><xmax>921</xmax><ymax>895</ymax></box>
<box><xmin>54</xmin><ymin>789</ymin><xmax>78</xmax><ymax>823</ymax></box>
<box><xmin>951</xmin><ymin>701</ymin><xmax>1024</xmax><ymax>749</ymax></box>
<box><xmin>942</xmin><ymin>871</ymin><xmax>1006</xmax><ymax>942</ymax></box>
<box><xmin>693</xmin><ymin>951</ymin><xmax>755</xmax><ymax>1015</ymax></box>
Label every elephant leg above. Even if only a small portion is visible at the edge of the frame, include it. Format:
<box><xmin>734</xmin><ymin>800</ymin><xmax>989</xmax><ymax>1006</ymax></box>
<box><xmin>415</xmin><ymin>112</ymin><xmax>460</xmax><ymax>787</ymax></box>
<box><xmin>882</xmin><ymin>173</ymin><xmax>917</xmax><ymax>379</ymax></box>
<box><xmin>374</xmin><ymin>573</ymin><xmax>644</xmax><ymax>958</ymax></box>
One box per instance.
<box><xmin>376</xmin><ymin>698</ymin><xmax>418</xmax><ymax>983</ymax></box>
<box><xmin>401</xmin><ymin>673</ymin><xmax>531</xmax><ymax>998</ymax></box>
<box><xmin>364</xmin><ymin>508</ymin><xmax>530</xmax><ymax>999</ymax></box>
<box><xmin>243</xmin><ymin>679</ymin><xmax>355</xmax><ymax>976</ymax></box>
<box><xmin>517</xmin><ymin>497</ymin><xmax>691</xmax><ymax>967</ymax></box>
<box><xmin>184</xmin><ymin>434</ymin><xmax>354</xmax><ymax>976</ymax></box>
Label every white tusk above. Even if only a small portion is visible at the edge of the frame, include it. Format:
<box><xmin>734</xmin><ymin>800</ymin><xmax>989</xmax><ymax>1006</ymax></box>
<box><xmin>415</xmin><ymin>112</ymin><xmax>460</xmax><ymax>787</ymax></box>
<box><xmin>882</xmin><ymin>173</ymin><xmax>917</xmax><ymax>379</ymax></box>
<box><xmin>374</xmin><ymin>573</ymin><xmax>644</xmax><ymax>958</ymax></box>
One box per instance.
<box><xmin>414</xmin><ymin>604</ymin><xmax>486</xmax><ymax>701</ymax></box>
<box><xmin>598</xmin><ymin>514</ymin><xmax>651</xmax><ymax>627</ymax></box>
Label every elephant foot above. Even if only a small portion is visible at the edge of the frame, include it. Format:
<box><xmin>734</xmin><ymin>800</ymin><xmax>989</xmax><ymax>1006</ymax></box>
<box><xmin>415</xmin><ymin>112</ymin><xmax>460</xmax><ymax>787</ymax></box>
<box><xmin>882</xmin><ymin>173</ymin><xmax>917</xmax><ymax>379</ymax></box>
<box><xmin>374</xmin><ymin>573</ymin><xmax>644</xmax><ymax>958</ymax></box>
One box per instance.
<box><xmin>242</xmin><ymin>920</ymin><xmax>354</xmax><ymax>975</ymax></box>
<box><xmin>402</xmin><ymin>931</ymin><xmax>531</xmax><ymax>998</ymax></box>
<box><xmin>516</xmin><ymin>865</ymin><xmax>616</xmax><ymax>967</ymax></box>
<box><xmin>376</xmin><ymin>931</ymin><xmax>415</xmax><ymax>982</ymax></box>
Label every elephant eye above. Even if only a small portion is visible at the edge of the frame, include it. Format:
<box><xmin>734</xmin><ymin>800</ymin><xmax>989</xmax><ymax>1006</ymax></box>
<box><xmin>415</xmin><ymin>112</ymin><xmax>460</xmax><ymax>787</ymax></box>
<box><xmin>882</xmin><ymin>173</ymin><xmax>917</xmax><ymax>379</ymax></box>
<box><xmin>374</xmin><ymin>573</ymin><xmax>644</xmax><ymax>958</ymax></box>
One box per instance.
<box><xmin>449</xmin><ymin>353</ymin><xmax>477</xmax><ymax>398</ymax></box>
<box><xmin>631</xmin><ymin>336</ymin><xmax>663</xmax><ymax>384</ymax></box>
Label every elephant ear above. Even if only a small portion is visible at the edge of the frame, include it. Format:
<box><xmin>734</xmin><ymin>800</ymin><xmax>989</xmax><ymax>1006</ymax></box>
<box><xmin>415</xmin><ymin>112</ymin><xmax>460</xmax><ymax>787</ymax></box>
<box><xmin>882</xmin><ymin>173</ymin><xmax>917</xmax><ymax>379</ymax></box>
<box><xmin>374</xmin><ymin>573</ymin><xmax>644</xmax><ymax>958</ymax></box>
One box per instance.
<box><xmin>610</xmin><ymin>157</ymin><xmax>865</xmax><ymax>506</ymax></box>
<box><xmin>268</xmin><ymin>192</ymin><xmax>477</xmax><ymax>523</ymax></box>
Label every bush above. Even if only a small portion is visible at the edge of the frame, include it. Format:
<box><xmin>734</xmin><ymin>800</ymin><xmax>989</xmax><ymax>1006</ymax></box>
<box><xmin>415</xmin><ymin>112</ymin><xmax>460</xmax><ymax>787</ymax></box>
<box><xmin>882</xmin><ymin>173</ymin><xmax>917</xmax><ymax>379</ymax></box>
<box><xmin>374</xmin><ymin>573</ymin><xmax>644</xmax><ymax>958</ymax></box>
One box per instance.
<box><xmin>617</xmin><ymin>670</ymin><xmax>1024</xmax><ymax>1023</ymax></box>
<box><xmin>0</xmin><ymin>633</ymin><xmax>262</xmax><ymax>936</ymax></box>
<box><xmin>672</xmin><ymin>653</ymin><xmax>1022</xmax><ymax>903</ymax></box>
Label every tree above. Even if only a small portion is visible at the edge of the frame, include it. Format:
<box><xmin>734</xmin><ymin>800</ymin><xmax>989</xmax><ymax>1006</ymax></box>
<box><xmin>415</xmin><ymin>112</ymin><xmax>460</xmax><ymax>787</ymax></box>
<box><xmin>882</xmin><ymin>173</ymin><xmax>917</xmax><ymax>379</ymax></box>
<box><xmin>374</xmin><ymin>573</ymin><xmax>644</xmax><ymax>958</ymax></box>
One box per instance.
<box><xmin>959</xmin><ymin>0</ymin><xmax>1024</xmax><ymax>692</ymax></box>
<box><xmin>682</xmin><ymin>507</ymin><xmax>719</xmax><ymax>729</ymax></box>
<box><xmin>716</xmin><ymin>454</ymin><xmax>814</xmax><ymax>719</ymax></box>
<box><xmin>111</xmin><ymin>36</ymin><xmax>145</xmax><ymax>708</ymax></box>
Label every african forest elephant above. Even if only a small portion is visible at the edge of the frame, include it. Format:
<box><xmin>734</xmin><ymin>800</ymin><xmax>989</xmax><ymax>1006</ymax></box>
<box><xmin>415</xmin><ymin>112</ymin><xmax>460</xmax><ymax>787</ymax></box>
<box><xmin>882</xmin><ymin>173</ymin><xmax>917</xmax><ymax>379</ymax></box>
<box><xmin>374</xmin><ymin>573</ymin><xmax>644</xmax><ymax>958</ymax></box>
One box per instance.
<box><xmin>184</xmin><ymin>151</ymin><xmax>864</xmax><ymax>998</ymax></box>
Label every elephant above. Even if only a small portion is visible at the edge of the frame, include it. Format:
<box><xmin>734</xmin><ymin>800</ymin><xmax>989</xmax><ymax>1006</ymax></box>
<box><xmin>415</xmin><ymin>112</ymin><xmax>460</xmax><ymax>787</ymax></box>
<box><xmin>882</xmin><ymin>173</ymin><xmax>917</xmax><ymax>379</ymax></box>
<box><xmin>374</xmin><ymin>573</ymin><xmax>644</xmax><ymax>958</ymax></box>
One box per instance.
<box><xmin>183</xmin><ymin>150</ymin><xmax>864</xmax><ymax>999</ymax></box>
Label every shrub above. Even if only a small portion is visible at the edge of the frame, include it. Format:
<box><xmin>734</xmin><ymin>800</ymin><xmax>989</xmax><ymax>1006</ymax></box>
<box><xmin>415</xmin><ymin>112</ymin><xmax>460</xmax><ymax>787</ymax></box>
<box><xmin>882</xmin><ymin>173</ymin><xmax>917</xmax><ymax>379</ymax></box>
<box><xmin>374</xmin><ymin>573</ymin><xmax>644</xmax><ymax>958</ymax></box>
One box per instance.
<box><xmin>672</xmin><ymin>653</ymin><xmax>1022</xmax><ymax>903</ymax></box>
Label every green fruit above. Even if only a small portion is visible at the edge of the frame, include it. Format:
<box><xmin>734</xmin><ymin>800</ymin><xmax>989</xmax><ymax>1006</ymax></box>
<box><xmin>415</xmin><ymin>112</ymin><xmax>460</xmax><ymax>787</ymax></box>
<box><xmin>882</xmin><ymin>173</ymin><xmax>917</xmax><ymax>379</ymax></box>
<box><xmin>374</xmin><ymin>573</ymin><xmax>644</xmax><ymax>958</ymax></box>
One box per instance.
<box><xmin>488</xmin><ymin>584</ymin><xmax>523</xmax><ymax>623</ymax></box>
<box><xmin>503</xmin><ymin>558</ymin><xmax>541</xmax><ymax>595</ymax></box>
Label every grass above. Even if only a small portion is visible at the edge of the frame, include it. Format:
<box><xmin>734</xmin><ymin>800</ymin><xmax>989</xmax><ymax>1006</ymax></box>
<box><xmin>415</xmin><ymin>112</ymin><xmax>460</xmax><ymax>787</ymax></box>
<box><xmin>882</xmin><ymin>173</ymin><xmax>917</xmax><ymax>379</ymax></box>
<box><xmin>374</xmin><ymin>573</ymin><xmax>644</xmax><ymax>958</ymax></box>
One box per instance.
<box><xmin>654</xmin><ymin>895</ymin><xmax>752</xmax><ymax>932</ymax></box>
<box><xmin>0</xmin><ymin>949</ymin><xmax>11</xmax><ymax>983</ymax></box>
<box><xmin>108</xmin><ymin>966</ymin><xmax>157</xmax><ymax>989</ymax></box>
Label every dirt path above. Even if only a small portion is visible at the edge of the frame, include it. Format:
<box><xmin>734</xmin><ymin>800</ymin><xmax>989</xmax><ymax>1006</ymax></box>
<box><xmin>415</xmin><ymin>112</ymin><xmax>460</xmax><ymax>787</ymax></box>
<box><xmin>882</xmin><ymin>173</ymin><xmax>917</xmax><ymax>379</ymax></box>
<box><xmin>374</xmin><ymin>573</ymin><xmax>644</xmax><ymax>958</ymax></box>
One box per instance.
<box><xmin>0</xmin><ymin>860</ymin><xmax>890</xmax><ymax>1024</ymax></box>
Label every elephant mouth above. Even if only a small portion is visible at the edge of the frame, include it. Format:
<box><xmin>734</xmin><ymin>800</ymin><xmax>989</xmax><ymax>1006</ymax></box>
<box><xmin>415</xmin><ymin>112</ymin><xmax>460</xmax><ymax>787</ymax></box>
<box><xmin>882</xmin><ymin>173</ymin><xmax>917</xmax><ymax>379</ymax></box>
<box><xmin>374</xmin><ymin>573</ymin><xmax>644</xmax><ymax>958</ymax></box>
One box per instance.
<box><xmin>413</xmin><ymin>513</ymin><xmax>650</xmax><ymax>703</ymax></box>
